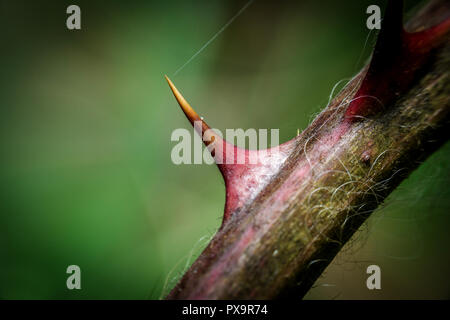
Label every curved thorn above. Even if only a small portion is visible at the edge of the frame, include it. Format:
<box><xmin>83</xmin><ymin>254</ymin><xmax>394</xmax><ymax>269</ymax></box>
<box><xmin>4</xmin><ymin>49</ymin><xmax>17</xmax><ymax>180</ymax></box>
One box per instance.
<box><xmin>344</xmin><ymin>0</ymin><xmax>450</xmax><ymax>122</ymax></box>
<box><xmin>165</xmin><ymin>75</ymin><xmax>230</xmax><ymax>161</ymax></box>
<box><xmin>165</xmin><ymin>75</ymin><xmax>210</xmax><ymax>134</ymax></box>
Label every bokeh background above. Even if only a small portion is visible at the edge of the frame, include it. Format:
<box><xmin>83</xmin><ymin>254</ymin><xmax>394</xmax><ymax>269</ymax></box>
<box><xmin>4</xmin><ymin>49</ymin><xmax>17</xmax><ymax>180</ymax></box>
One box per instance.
<box><xmin>0</xmin><ymin>0</ymin><xmax>449</xmax><ymax>299</ymax></box>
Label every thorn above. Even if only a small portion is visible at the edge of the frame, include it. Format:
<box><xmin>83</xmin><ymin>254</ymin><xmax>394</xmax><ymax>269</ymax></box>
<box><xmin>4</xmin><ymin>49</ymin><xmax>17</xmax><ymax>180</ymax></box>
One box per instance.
<box><xmin>165</xmin><ymin>75</ymin><xmax>295</xmax><ymax>227</ymax></box>
<box><xmin>165</xmin><ymin>75</ymin><xmax>213</xmax><ymax>139</ymax></box>
<box><xmin>165</xmin><ymin>74</ymin><xmax>229</xmax><ymax>158</ymax></box>
<box><xmin>344</xmin><ymin>0</ymin><xmax>450</xmax><ymax>122</ymax></box>
<box><xmin>297</xmin><ymin>129</ymin><xmax>300</xmax><ymax>137</ymax></box>
<box><xmin>165</xmin><ymin>75</ymin><xmax>201</xmax><ymax>124</ymax></box>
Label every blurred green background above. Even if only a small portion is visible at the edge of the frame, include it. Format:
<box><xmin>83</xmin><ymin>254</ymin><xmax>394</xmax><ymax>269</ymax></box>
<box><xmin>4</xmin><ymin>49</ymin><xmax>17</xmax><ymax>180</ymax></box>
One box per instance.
<box><xmin>0</xmin><ymin>0</ymin><xmax>449</xmax><ymax>299</ymax></box>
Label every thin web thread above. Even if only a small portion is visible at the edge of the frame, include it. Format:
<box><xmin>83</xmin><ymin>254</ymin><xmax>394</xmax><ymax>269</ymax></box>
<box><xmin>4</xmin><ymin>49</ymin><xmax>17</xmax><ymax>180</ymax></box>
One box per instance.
<box><xmin>173</xmin><ymin>0</ymin><xmax>255</xmax><ymax>76</ymax></box>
